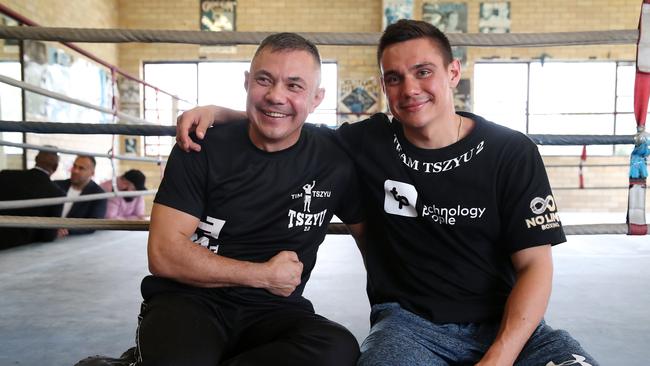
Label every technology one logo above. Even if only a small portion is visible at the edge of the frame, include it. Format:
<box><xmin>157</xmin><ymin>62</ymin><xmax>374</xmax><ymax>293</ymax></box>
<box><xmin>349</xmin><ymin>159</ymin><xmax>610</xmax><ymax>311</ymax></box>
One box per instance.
<box><xmin>525</xmin><ymin>194</ymin><xmax>561</xmax><ymax>230</ymax></box>
<box><xmin>383</xmin><ymin>180</ymin><xmax>418</xmax><ymax>217</ymax></box>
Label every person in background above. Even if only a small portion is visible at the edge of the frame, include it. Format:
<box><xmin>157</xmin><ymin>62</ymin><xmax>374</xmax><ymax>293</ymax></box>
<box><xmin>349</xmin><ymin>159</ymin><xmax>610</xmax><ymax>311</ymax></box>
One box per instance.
<box><xmin>0</xmin><ymin>148</ymin><xmax>64</xmax><ymax>249</ymax></box>
<box><xmin>54</xmin><ymin>155</ymin><xmax>106</xmax><ymax>237</ymax></box>
<box><xmin>100</xmin><ymin>169</ymin><xmax>147</xmax><ymax>220</ymax></box>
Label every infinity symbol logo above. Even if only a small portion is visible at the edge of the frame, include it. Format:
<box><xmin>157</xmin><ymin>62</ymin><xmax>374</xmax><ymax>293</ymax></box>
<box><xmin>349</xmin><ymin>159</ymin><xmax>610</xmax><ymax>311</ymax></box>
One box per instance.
<box><xmin>530</xmin><ymin>195</ymin><xmax>556</xmax><ymax>215</ymax></box>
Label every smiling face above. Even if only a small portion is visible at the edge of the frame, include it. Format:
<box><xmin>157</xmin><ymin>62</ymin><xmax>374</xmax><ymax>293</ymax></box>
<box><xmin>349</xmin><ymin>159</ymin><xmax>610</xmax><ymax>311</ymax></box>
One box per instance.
<box><xmin>244</xmin><ymin>48</ymin><xmax>324</xmax><ymax>152</ymax></box>
<box><xmin>380</xmin><ymin>37</ymin><xmax>460</xmax><ymax>131</ymax></box>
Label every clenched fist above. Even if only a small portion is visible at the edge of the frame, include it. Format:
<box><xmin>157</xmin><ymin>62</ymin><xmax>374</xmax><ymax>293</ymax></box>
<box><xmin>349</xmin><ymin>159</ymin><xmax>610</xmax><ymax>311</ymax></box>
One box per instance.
<box><xmin>262</xmin><ymin>251</ymin><xmax>303</xmax><ymax>297</ymax></box>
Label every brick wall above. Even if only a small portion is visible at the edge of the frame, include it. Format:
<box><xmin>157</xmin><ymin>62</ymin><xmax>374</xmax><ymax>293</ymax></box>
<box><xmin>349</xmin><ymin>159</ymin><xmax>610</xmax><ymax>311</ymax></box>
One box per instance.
<box><xmin>0</xmin><ymin>0</ymin><xmax>119</xmax><ymax>63</ymax></box>
<box><xmin>0</xmin><ymin>0</ymin><xmax>646</xmax><ymax>214</ymax></box>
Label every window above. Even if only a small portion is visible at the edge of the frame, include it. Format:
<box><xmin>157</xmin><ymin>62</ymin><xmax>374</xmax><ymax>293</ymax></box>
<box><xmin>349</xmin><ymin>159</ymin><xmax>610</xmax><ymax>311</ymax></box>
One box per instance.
<box><xmin>143</xmin><ymin>63</ymin><xmax>198</xmax><ymax>156</ymax></box>
<box><xmin>144</xmin><ymin>61</ymin><xmax>338</xmax><ymax>156</ymax></box>
<box><xmin>474</xmin><ymin>61</ymin><xmax>638</xmax><ymax>155</ymax></box>
<box><xmin>0</xmin><ymin>61</ymin><xmax>23</xmax><ymax>155</ymax></box>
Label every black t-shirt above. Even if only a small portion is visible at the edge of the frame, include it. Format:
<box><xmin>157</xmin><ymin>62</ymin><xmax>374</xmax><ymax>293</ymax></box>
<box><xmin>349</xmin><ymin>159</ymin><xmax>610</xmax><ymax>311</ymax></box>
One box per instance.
<box><xmin>338</xmin><ymin>111</ymin><xmax>565</xmax><ymax>323</ymax></box>
<box><xmin>154</xmin><ymin>121</ymin><xmax>363</xmax><ymax>303</ymax></box>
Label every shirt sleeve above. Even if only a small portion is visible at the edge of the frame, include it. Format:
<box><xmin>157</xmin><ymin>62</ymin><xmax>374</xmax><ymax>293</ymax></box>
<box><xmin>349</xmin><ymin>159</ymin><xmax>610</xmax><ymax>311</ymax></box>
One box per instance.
<box><xmin>154</xmin><ymin>144</ymin><xmax>208</xmax><ymax>219</ymax></box>
<box><xmin>336</xmin><ymin>117</ymin><xmax>371</xmax><ymax>156</ymax></box>
<box><xmin>333</xmin><ymin>161</ymin><xmax>365</xmax><ymax>225</ymax></box>
<box><xmin>498</xmin><ymin>135</ymin><xmax>566</xmax><ymax>253</ymax></box>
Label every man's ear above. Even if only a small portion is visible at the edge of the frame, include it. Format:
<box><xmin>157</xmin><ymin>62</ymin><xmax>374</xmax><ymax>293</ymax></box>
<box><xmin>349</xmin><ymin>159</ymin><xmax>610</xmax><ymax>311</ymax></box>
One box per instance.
<box><xmin>244</xmin><ymin>71</ymin><xmax>250</xmax><ymax>92</ymax></box>
<box><xmin>448</xmin><ymin>59</ymin><xmax>462</xmax><ymax>88</ymax></box>
<box><xmin>309</xmin><ymin>87</ymin><xmax>326</xmax><ymax>112</ymax></box>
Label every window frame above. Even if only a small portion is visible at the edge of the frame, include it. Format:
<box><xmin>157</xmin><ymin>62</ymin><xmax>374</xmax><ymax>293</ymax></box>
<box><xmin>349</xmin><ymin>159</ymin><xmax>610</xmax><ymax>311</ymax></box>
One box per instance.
<box><xmin>473</xmin><ymin>60</ymin><xmax>636</xmax><ymax>156</ymax></box>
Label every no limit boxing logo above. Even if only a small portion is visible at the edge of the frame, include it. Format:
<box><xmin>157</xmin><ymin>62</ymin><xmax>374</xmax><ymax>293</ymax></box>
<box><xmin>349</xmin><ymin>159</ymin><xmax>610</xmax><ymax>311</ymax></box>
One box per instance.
<box><xmin>526</xmin><ymin>194</ymin><xmax>561</xmax><ymax>230</ymax></box>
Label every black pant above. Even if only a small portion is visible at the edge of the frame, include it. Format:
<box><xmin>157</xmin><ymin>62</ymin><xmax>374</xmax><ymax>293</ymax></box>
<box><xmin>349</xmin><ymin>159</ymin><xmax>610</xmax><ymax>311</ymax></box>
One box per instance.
<box><xmin>133</xmin><ymin>291</ymin><xmax>359</xmax><ymax>366</ymax></box>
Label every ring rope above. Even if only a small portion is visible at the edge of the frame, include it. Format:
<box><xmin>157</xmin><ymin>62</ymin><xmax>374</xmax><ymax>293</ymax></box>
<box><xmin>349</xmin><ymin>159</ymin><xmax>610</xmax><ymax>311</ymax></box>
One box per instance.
<box><xmin>0</xmin><ymin>216</ymin><xmax>643</xmax><ymax>236</ymax></box>
<box><xmin>546</xmin><ymin>164</ymin><xmax>630</xmax><ymax>168</ymax></box>
<box><xmin>0</xmin><ymin>140</ymin><xmax>165</xmax><ymax>164</ymax></box>
<box><xmin>0</xmin><ymin>26</ymin><xmax>638</xmax><ymax>47</ymax></box>
<box><xmin>527</xmin><ymin>134</ymin><xmax>635</xmax><ymax>145</ymax></box>
<box><xmin>0</xmin><ymin>74</ymin><xmax>150</xmax><ymax>125</ymax></box>
<box><xmin>1</xmin><ymin>185</ymin><xmax>619</xmax><ymax>210</ymax></box>
<box><xmin>0</xmin><ymin>190</ymin><xmax>157</xmax><ymax>210</ymax></box>
<box><xmin>0</xmin><ymin>120</ymin><xmax>175</xmax><ymax>136</ymax></box>
<box><xmin>0</xmin><ymin>120</ymin><xmax>637</xmax><ymax>145</ymax></box>
<box><xmin>553</xmin><ymin>186</ymin><xmax>630</xmax><ymax>190</ymax></box>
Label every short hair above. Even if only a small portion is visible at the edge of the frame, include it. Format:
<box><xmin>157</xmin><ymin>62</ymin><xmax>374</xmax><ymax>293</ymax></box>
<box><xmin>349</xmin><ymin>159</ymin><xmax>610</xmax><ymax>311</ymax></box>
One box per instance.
<box><xmin>253</xmin><ymin>32</ymin><xmax>321</xmax><ymax>69</ymax></box>
<box><xmin>377</xmin><ymin>19</ymin><xmax>453</xmax><ymax>67</ymax></box>
<box><xmin>76</xmin><ymin>155</ymin><xmax>96</xmax><ymax>167</ymax></box>
<box><xmin>34</xmin><ymin>147</ymin><xmax>59</xmax><ymax>173</ymax></box>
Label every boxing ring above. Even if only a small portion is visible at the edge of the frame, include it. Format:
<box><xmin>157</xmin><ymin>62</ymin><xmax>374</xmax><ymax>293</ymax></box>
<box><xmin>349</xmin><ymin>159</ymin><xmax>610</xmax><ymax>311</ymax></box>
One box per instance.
<box><xmin>0</xmin><ymin>2</ymin><xmax>649</xmax><ymax>366</ymax></box>
<box><xmin>0</xmin><ymin>22</ymin><xmax>647</xmax><ymax>236</ymax></box>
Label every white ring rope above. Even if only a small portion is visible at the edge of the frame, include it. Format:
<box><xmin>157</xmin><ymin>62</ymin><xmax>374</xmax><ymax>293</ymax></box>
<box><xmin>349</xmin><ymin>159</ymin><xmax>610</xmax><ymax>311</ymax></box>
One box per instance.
<box><xmin>0</xmin><ymin>216</ymin><xmax>643</xmax><ymax>236</ymax></box>
<box><xmin>0</xmin><ymin>74</ymin><xmax>151</xmax><ymax>125</ymax></box>
<box><xmin>0</xmin><ymin>26</ymin><xmax>638</xmax><ymax>47</ymax></box>
<box><xmin>0</xmin><ymin>190</ymin><xmax>157</xmax><ymax>210</ymax></box>
<box><xmin>0</xmin><ymin>215</ymin><xmax>149</xmax><ymax>231</ymax></box>
<box><xmin>0</xmin><ymin>24</ymin><xmax>642</xmax><ymax>236</ymax></box>
<box><xmin>0</xmin><ymin>140</ymin><xmax>165</xmax><ymax>164</ymax></box>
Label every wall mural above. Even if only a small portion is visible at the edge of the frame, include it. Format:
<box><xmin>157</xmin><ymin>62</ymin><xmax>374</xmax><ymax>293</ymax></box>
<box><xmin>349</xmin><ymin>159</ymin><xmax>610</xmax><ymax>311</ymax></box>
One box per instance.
<box><xmin>422</xmin><ymin>2</ymin><xmax>467</xmax><ymax>33</ymax></box>
<box><xmin>200</xmin><ymin>0</ymin><xmax>236</xmax><ymax>32</ymax></box>
<box><xmin>382</xmin><ymin>0</ymin><xmax>414</xmax><ymax>30</ymax></box>
<box><xmin>479</xmin><ymin>2</ymin><xmax>511</xmax><ymax>33</ymax></box>
<box><xmin>338</xmin><ymin>78</ymin><xmax>381</xmax><ymax>124</ymax></box>
<box><xmin>23</xmin><ymin>40</ymin><xmax>111</xmax><ymax>124</ymax></box>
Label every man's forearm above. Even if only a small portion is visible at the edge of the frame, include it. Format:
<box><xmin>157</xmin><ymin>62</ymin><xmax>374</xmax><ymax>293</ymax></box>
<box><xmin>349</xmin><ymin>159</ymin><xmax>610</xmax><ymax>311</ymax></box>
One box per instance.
<box><xmin>148</xmin><ymin>234</ymin><xmax>267</xmax><ymax>288</ymax></box>
<box><xmin>477</xmin><ymin>247</ymin><xmax>552</xmax><ymax>365</ymax></box>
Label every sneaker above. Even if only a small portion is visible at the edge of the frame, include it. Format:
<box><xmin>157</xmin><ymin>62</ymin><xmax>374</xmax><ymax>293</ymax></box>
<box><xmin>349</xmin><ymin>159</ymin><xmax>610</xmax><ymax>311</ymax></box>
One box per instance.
<box><xmin>74</xmin><ymin>347</ymin><xmax>137</xmax><ymax>366</ymax></box>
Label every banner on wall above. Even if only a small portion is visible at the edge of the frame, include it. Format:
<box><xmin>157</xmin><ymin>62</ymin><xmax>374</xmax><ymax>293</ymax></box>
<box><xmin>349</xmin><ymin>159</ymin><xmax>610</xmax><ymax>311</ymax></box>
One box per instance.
<box><xmin>422</xmin><ymin>2</ymin><xmax>467</xmax><ymax>33</ymax></box>
<box><xmin>200</xmin><ymin>0</ymin><xmax>236</xmax><ymax>32</ymax></box>
<box><xmin>23</xmin><ymin>40</ymin><xmax>112</xmax><ymax>124</ymax></box>
<box><xmin>479</xmin><ymin>2</ymin><xmax>511</xmax><ymax>33</ymax></box>
<box><xmin>382</xmin><ymin>0</ymin><xmax>414</xmax><ymax>30</ymax></box>
<box><xmin>338</xmin><ymin>78</ymin><xmax>381</xmax><ymax>124</ymax></box>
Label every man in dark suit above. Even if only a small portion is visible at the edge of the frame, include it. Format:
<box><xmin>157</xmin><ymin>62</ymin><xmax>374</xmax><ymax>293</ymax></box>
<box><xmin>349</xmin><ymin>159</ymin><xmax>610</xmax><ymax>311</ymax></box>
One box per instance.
<box><xmin>54</xmin><ymin>155</ymin><xmax>107</xmax><ymax>236</ymax></box>
<box><xmin>0</xmin><ymin>149</ymin><xmax>65</xmax><ymax>249</ymax></box>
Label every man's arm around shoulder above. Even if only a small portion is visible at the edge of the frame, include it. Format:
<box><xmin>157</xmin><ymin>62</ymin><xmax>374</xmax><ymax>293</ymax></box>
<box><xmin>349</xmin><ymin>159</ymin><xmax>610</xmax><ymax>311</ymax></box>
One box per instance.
<box><xmin>148</xmin><ymin>203</ymin><xmax>304</xmax><ymax>297</ymax></box>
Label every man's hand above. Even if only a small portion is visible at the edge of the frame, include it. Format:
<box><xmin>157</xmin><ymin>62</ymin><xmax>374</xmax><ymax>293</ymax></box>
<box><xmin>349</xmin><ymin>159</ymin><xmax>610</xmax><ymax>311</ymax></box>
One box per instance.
<box><xmin>262</xmin><ymin>251</ymin><xmax>303</xmax><ymax>297</ymax></box>
<box><xmin>175</xmin><ymin>105</ymin><xmax>247</xmax><ymax>153</ymax></box>
<box><xmin>175</xmin><ymin>105</ymin><xmax>219</xmax><ymax>152</ymax></box>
